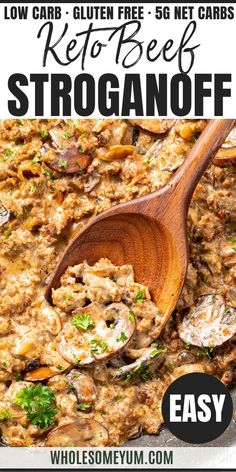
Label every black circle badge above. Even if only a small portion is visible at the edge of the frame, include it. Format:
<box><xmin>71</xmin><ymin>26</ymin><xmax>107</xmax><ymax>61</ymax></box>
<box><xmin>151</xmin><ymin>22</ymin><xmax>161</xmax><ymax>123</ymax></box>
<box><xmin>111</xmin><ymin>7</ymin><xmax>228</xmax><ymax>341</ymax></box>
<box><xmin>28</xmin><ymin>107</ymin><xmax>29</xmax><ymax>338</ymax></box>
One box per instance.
<box><xmin>162</xmin><ymin>373</ymin><xmax>233</xmax><ymax>444</ymax></box>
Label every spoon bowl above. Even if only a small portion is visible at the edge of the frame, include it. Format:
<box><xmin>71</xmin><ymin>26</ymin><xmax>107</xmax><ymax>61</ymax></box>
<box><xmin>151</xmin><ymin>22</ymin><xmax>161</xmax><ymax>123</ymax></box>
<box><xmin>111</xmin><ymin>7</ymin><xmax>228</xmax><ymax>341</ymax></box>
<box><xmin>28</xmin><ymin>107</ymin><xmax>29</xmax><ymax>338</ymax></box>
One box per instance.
<box><xmin>45</xmin><ymin>119</ymin><xmax>235</xmax><ymax>328</ymax></box>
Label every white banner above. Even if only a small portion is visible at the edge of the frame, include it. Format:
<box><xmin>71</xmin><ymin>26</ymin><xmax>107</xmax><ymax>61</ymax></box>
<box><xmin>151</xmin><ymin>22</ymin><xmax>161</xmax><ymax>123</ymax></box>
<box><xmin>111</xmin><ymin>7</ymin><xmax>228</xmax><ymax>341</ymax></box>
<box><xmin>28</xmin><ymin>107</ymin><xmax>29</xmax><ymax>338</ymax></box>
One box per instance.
<box><xmin>0</xmin><ymin>3</ymin><xmax>236</xmax><ymax>117</ymax></box>
<box><xmin>0</xmin><ymin>447</ymin><xmax>235</xmax><ymax>469</ymax></box>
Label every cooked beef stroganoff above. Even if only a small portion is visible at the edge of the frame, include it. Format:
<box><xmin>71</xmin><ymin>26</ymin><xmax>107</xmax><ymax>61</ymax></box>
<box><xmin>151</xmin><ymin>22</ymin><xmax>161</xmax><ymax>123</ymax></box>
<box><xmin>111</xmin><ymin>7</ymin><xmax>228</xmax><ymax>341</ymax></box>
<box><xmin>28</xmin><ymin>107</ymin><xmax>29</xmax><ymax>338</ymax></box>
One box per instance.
<box><xmin>0</xmin><ymin>118</ymin><xmax>235</xmax><ymax>446</ymax></box>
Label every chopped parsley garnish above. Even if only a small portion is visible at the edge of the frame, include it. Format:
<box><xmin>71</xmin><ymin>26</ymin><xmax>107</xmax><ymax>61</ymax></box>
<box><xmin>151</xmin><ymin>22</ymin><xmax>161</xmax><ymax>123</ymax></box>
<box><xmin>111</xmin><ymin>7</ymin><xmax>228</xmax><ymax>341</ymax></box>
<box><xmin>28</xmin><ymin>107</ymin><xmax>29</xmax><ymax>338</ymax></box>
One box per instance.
<box><xmin>124</xmin><ymin>373</ymin><xmax>132</xmax><ymax>382</ymax></box>
<box><xmin>89</xmin><ymin>339</ymin><xmax>100</xmax><ymax>354</ymax></box>
<box><xmin>27</xmin><ymin>407</ymin><xmax>56</xmax><ymax>429</ymax></box>
<box><xmin>32</xmin><ymin>156</ymin><xmax>41</xmax><ymax>164</ymax></box>
<box><xmin>140</xmin><ymin>365</ymin><xmax>151</xmax><ymax>381</ymax></box>
<box><xmin>59</xmin><ymin>159</ymin><xmax>68</xmax><ymax>169</ymax></box>
<box><xmin>167</xmin><ymin>362</ymin><xmax>175</xmax><ymax>372</ymax></box>
<box><xmin>115</xmin><ymin>395</ymin><xmax>123</xmax><ymax>403</ymax></box>
<box><xmin>40</xmin><ymin>129</ymin><xmax>49</xmax><ymax>138</ymax></box>
<box><xmin>2</xmin><ymin>361</ymin><xmax>8</xmax><ymax>367</ymax></box>
<box><xmin>185</xmin><ymin>342</ymin><xmax>191</xmax><ymax>350</ymax></box>
<box><xmin>133</xmin><ymin>363</ymin><xmax>141</xmax><ymax>373</ymax></box>
<box><xmin>78</xmin><ymin>403</ymin><xmax>91</xmax><ymax>410</ymax></box>
<box><xmin>72</xmin><ymin>355</ymin><xmax>81</xmax><ymax>365</ymax></box>
<box><xmin>89</xmin><ymin>339</ymin><xmax>108</xmax><ymax>356</ymax></box>
<box><xmin>110</xmin><ymin>275</ymin><xmax>117</xmax><ymax>282</ymax></box>
<box><xmin>224</xmin><ymin>306</ymin><xmax>231</xmax><ymax>315</ymax></box>
<box><xmin>129</xmin><ymin>310</ymin><xmax>135</xmax><ymax>322</ymax></box>
<box><xmin>192</xmin><ymin>132</ymin><xmax>201</xmax><ymax>142</ymax></box>
<box><xmin>63</xmin><ymin>131</ymin><xmax>72</xmax><ymax>139</ymax></box>
<box><xmin>29</xmin><ymin>183</ymin><xmax>36</xmax><ymax>193</ymax></box>
<box><xmin>135</xmin><ymin>291</ymin><xmax>144</xmax><ymax>304</ymax></box>
<box><xmin>15</xmin><ymin>384</ymin><xmax>56</xmax><ymax>429</ymax></box>
<box><xmin>0</xmin><ymin>409</ymin><xmax>12</xmax><ymax>422</ymax></box>
<box><xmin>72</xmin><ymin>313</ymin><xmax>94</xmax><ymax>331</ymax></box>
<box><xmin>3</xmin><ymin>228</ymin><xmax>11</xmax><ymax>239</ymax></box>
<box><xmin>79</xmin><ymin>147</ymin><xmax>85</xmax><ymax>153</ymax></box>
<box><xmin>66</xmin><ymin>293</ymin><xmax>73</xmax><ymax>300</ymax></box>
<box><xmin>2</xmin><ymin>149</ymin><xmax>16</xmax><ymax>161</ymax></box>
<box><xmin>150</xmin><ymin>346</ymin><xmax>167</xmax><ymax>358</ymax></box>
<box><xmin>101</xmin><ymin>342</ymin><xmax>108</xmax><ymax>353</ymax></box>
<box><xmin>43</xmin><ymin>167</ymin><xmax>54</xmax><ymax>181</ymax></box>
<box><xmin>143</xmin><ymin>157</ymin><xmax>152</xmax><ymax>165</ymax></box>
<box><xmin>15</xmin><ymin>373</ymin><xmax>23</xmax><ymax>381</ymax></box>
<box><xmin>116</xmin><ymin>332</ymin><xmax>128</xmax><ymax>343</ymax></box>
<box><xmin>109</xmin><ymin>322</ymin><xmax>116</xmax><ymax>329</ymax></box>
<box><xmin>196</xmin><ymin>345</ymin><xmax>214</xmax><ymax>360</ymax></box>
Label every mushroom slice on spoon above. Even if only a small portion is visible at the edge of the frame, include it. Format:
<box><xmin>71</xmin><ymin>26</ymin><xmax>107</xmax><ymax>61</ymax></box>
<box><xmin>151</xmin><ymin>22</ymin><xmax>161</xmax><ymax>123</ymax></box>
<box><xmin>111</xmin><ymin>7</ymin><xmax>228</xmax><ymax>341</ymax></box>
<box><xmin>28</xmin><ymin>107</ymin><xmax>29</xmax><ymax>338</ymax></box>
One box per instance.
<box><xmin>213</xmin><ymin>147</ymin><xmax>236</xmax><ymax>167</ymax></box>
<box><xmin>0</xmin><ymin>202</ymin><xmax>9</xmax><ymax>227</ymax></box>
<box><xmin>45</xmin><ymin>419</ymin><xmax>108</xmax><ymax>446</ymax></box>
<box><xmin>178</xmin><ymin>294</ymin><xmax>236</xmax><ymax>348</ymax></box>
<box><xmin>128</xmin><ymin>119</ymin><xmax>175</xmax><ymax>134</ymax></box>
<box><xmin>213</xmin><ymin>126</ymin><xmax>236</xmax><ymax>167</ymax></box>
<box><xmin>57</xmin><ymin>302</ymin><xmax>135</xmax><ymax>365</ymax></box>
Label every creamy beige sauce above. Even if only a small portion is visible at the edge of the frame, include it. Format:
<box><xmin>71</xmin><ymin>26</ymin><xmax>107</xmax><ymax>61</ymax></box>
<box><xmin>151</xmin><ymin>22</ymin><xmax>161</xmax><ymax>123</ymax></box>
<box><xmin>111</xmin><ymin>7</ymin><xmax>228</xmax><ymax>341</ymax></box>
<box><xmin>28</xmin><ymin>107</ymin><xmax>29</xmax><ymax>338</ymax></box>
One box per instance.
<box><xmin>0</xmin><ymin>118</ymin><xmax>235</xmax><ymax>447</ymax></box>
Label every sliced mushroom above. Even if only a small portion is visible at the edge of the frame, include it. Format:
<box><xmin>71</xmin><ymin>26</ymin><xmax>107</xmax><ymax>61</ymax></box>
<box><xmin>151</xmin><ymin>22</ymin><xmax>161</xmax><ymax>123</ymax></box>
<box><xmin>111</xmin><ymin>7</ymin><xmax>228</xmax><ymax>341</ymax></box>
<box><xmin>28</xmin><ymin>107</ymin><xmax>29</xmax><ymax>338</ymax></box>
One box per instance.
<box><xmin>213</xmin><ymin>147</ymin><xmax>236</xmax><ymax>167</ymax></box>
<box><xmin>47</xmin><ymin>148</ymin><xmax>93</xmax><ymax>174</ymax></box>
<box><xmin>220</xmin><ymin>246</ymin><xmax>236</xmax><ymax>268</ymax></box>
<box><xmin>128</xmin><ymin>119</ymin><xmax>175</xmax><ymax>134</ymax></box>
<box><xmin>66</xmin><ymin>370</ymin><xmax>97</xmax><ymax>407</ymax></box>
<box><xmin>178</xmin><ymin>295</ymin><xmax>236</xmax><ymax>348</ymax></box>
<box><xmin>111</xmin><ymin>345</ymin><xmax>166</xmax><ymax>380</ymax></box>
<box><xmin>57</xmin><ymin>302</ymin><xmax>135</xmax><ymax>365</ymax></box>
<box><xmin>84</xmin><ymin>173</ymin><xmax>101</xmax><ymax>193</ymax></box>
<box><xmin>0</xmin><ymin>203</ymin><xmax>9</xmax><ymax>227</ymax></box>
<box><xmin>45</xmin><ymin>418</ymin><xmax>108</xmax><ymax>446</ymax></box>
<box><xmin>213</xmin><ymin>126</ymin><xmax>236</xmax><ymax>167</ymax></box>
<box><xmin>49</xmin><ymin>125</ymin><xmax>76</xmax><ymax>150</ymax></box>
<box><xmin>98</xmin><ymin>145</ymin><xmax>135</xmax><ymax>162</ymax></box>
<box><xmin>24</xmin><ymin>366</ymin><xmax>59</xmax><ymax>382</ymax></box>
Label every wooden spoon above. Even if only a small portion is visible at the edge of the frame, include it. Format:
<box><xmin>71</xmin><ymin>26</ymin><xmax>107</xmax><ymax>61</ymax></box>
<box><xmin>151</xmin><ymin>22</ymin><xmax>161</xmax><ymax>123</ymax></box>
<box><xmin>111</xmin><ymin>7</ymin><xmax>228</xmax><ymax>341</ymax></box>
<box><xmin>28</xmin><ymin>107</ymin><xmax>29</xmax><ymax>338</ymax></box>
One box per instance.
<box><xmin>45</xmin><ymin>120</ymin><xmax>234</xmax><ymax>327</ymax></box>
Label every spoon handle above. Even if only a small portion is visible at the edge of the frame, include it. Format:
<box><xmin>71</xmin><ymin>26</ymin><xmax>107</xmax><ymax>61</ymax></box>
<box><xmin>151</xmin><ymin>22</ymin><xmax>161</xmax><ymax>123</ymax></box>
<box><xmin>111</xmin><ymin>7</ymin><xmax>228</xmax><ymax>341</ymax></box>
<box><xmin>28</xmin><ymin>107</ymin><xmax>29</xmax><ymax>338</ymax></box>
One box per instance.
<box><xmin>169</xmin><ymin>119</ymin><xmax>235</xmax><ymax>211</ymax></box>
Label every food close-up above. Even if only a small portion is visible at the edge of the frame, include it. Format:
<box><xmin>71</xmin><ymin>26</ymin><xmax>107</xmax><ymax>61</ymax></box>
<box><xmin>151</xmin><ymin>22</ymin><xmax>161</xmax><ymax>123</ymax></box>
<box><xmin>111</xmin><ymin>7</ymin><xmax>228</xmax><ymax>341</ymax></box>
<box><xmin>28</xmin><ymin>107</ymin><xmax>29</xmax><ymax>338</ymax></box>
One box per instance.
<box><xmin>0</xmin><ymin>118</ymin><xmax>235</xmax><ymax>447</ymax></box>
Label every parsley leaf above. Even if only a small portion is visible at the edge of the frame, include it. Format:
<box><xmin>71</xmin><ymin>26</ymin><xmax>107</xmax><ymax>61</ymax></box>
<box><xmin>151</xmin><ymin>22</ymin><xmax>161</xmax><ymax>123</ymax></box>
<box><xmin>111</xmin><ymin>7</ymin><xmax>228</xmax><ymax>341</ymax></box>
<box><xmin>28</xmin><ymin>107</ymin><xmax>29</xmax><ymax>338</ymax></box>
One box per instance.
<box><xmin>72</xmin><ymin>313</ymin><xmax>94</xmax><ymax>331</ymax></box>
<box><xmin>59</xmin><ymin>159</ymin><xmax>68</xmax><ymax>169</ymax></box>
<box><xmin>116</xmin><ymin>332</ymin><xmax>128</xmax><ymax>343</ymax></box>
<box><xmin>196</xmin><ymin>345</ymin><xmax>214</xmax><ymax>360</ymax></box>
<box><xmin>135</xmin><ymin>291</ymin><xmax>144</xmax><ymax>304</ymax></box>
<box><xmin>78</xmin><ymin>403</ymin><xmax>91</xmax><ymax>410</ymax></box>
<box><xmin>101</xmin><ymin>342</ymin><xmax>108</xmax><ymax>353</ymax></box>
<box><xmin>32</xmin><ymin>156</ymin><xmax>41</xmax><ymax>164</ymax></box>
<box><xmin>192</xmin><ymin>132</ymin><xmax>201</xmax><ymax>143</ymax></box>
<box><xmin>40</xmin><ymin>129</ymin><xmax>48</xmax><ymax>139</ymax></box>
<box><xmin>63</xmin><ymin>131</ymin><xmax>72</xmax><ymax>139</ymax></box>
<box><xmin>89</xmin><ymin>339</ymin><xmax>108</xmax><ymax>356</ymax></box>
<box><xmin>150</xmin><ymin>346</ymin><xmax>167</xmax><ymax>358</ymax></box>
<box><xmin>0</xmin><ymin>409</ymin><xmax>12</xmax><ymax>422</ymax></box>
<box><xmin>129</xmin><ymin>310</ymin><xmax>135</xmax><ymax>322</ymax></box>
<box><xmin>89</xmin><ymin>339</ymin><xmax>100</xmax><ymax>355</ymax></box>
<box><xmin>27</xmin><ymin>407</ymin><xmax>56</xmax><ymax>429</ymax></box>
<box><xmin>15</xmin><ymin>384</ymin><xmax>56</xmax><ymax>429</ymax></box>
